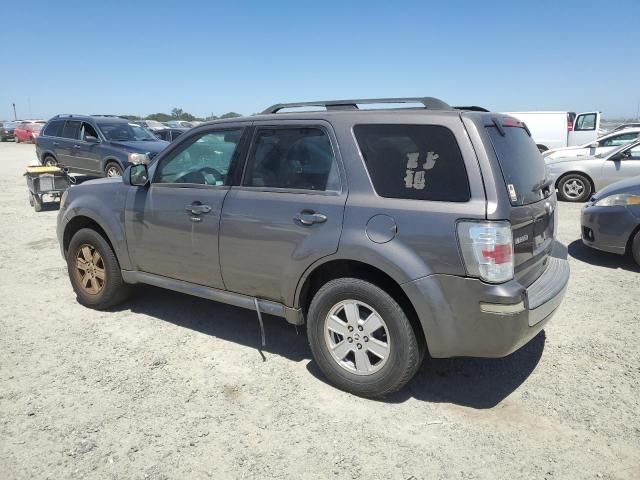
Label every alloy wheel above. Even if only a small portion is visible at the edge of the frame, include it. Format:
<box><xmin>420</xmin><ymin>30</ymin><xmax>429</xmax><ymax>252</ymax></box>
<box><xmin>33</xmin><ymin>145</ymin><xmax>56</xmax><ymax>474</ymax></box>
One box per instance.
<box><xmin>562</xmin><ymin>179</ymin><xmax>585</xmax><ymax>199</ymax></box>
<box><xmin>74</xmin><ymin>244</ymin><xmax>106</xmax><ymax>295</ymax></box>
<box><xmin>106</xmin><ymin>165</ymin><xmax>122</xmax><ymax>177</ymax></box>
<box><xmin>324</xmin><ymin>300</ymin><xmax>390</xmax><ymax>375</ymax></box>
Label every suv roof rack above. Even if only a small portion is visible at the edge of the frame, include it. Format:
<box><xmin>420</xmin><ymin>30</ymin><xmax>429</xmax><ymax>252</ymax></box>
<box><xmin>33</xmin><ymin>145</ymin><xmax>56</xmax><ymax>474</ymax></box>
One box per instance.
<box><xmin>262</xmin><ymin>97</ymin><xmax>452</xmax><ymax>114</ymax></box>
<box><xmin>454</xmin><ymin>106</ymin><xmax>490</xmax><ymax>112</ymax></box>
<box><xmin>52</xmin><ymin>114</ymin><xmax>78</xmax><ymax>118</ymax></box>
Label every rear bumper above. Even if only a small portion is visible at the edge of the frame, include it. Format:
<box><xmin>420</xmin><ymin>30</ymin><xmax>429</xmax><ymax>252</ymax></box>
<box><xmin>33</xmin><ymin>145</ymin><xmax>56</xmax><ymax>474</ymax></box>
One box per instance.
<box><xmin>581</xmin><ymin>204</ymin><xmax>638</xmax><ymax>255</ymax></box>
<box><xmin>402</xmin><ymin>242</ymin><xmax>569</xmax><ymax>358</ymax></box>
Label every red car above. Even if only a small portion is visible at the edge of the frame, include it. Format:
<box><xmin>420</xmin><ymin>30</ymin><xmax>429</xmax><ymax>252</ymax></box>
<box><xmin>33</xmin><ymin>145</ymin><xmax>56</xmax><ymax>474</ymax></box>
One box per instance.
<box><xmin>14</xmin><ymin>120</ymin><xmax>46</xmax><ymax>143</ymax></box>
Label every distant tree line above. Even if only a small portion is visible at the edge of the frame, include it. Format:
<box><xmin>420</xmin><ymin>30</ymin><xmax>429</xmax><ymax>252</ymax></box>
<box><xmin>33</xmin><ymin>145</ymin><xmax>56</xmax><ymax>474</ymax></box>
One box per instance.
<box><xmin>119</xmin><ymin>108</ymin><xmax>242</xmax><ymax>122</ymax></box>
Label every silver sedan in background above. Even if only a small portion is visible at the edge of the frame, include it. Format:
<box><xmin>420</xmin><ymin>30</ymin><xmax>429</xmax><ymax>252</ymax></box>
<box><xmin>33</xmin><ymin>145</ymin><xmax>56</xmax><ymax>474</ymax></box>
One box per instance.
<box><xmin>547</xmin><ymin>139</ymin><xmax>640</xmax><ymax>202</ymax></box>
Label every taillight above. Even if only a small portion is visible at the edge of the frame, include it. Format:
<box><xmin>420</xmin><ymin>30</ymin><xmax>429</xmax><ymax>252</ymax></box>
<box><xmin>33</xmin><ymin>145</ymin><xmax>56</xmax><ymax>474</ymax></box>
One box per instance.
<box><xmin>457</xmin><ymin>221</ymin><xmax>514</xmax><ymax>283</ymax></box>
<box><xmin>567</xmin><ymin>116</ymin><xmax>573</xmax><ymax>132</ymax></box>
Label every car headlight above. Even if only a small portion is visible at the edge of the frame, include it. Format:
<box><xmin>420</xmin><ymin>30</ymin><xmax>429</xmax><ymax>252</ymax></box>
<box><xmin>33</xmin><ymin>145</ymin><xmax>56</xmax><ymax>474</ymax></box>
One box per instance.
<box><xmin>594</xmin><ymin>194</ymin><xmax>640</xmax><ymax>207</ymax></box>
<box><xmin>128</xmin><ymin>152</ymin><xmax>150</xmax><ymax>165</ymax></box>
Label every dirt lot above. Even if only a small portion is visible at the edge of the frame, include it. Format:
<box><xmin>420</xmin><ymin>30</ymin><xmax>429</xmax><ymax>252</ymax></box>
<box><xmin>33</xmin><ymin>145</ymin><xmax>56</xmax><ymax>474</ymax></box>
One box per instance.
<box><xmin>0</xmin><ymin>141</ymin><xmax>638</xmax><ymax>480</ymax></box>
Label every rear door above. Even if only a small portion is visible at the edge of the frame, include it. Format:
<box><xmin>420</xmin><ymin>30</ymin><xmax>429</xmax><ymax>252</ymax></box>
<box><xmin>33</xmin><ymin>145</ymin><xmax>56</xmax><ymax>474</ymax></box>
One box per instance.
<box><xmin>219</xmin><ymin>121</ymin><xmax>346</xmax><ymax>304</ymax></box>
<box><xmin>485</xmin><ymin>119</ymin><xmax>556</xmax><ymax>285</ymax></box>
<box><xmin>568</xmin><ymin>111</ymin><xmax>600</xmax><ymax>146</ymax></box>
<box><xmin>58</xmin><ymin>120</ymin><xmax>82</xmax><ymax>169</ymax></box>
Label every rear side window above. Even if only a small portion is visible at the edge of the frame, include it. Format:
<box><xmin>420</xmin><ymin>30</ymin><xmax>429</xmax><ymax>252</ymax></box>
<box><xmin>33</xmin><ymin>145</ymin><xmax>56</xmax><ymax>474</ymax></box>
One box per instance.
<box><xmin>61</xmin><ymin>121</ymin><xmax>81</xmax><ymax>140</ymax></box>
<box><xmin>244</xmin><ymin>127</ymin><xmax>340</xmax><ymax>191</ymax></box>
<box><xmin>354</xmin><ymin>124</ymin><xmax>470</xmax><ymax>202</ymax></box>
<box><xmin>43</xmin><ymin>120</ymin><xmax>64</xmax><ymax>137</ymax></box>
<box><xmin>486</xmin><ymin>125</ymin><xmax>547</xmax><ymax>206</ymax></box>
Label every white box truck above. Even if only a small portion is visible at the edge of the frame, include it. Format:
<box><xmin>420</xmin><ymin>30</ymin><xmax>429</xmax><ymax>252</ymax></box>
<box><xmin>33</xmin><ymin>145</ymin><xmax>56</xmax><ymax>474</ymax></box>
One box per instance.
<box><xmin>504</xmin><ymin>111</ymin><xmax>601</xmax><ymax>152</ymax></box>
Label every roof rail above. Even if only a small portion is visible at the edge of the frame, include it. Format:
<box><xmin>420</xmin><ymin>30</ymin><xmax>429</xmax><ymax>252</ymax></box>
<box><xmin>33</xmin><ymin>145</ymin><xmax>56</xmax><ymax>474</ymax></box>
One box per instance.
<box><xmin>262</xmin><ymin>97</ymin><xmax>451</xmax><ymax>114</ymax></box>
<box><xmin>454</xmin><ymin>105</ymin><xmax>490</xmax><ymax>112</ymax></box>
<box><xmin>52</xmin><ymin>114</ymin><xmax>76</xmax><ymax>118</ymax></box>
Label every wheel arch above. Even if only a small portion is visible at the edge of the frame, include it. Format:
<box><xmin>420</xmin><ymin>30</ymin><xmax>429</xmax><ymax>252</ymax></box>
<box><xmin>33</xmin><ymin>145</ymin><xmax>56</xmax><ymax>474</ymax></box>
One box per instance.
<box><xmin>297</xmin><ymin>259</ymin><xmax>426</xmax><ymax>349</ymax></box>
<box><xmin>101</xmin><ymin>157</ymin><xmax>124</xmax><ymax>173</ymax></box>
<box><xmin>625</xmin><ymin>223</ymin><xmax>640</xmax><ymax>256</ymax></box>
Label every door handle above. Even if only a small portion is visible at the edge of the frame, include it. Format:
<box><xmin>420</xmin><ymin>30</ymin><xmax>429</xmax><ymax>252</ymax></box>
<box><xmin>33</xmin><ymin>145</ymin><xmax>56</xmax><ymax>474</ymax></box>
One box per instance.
<box><xmin>295</xmin><ymin>210</ymin><xmax>327</xmax><ymax>225</ymax></box>
<box><xmin>74</xmin><ymin>145</ymin><xmax>81</xmax><ymax>149</ymax></box>
<box><xmin>186</xmin><ymin>204</ymin><xmax>212</xmax><ymax>215</ymax></box>
<box><xmin>53</xmin><ymin>142</ymin><xmax>59</xmax><ymax>146</ymax></box>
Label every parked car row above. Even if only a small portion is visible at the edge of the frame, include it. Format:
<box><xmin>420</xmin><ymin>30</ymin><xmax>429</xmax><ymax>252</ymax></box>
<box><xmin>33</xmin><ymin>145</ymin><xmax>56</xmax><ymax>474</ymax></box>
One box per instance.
<box><xmin>1</xmin><ymin>120</ymin><xmax>46</xmax><ymax>142</ymax></box>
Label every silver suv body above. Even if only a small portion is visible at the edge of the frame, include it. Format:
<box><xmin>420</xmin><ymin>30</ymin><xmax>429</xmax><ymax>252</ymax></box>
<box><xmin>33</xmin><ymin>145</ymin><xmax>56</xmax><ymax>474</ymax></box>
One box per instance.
<box><xmin>57</xmin><ymin>98</ymin><xmax>569</xmax><ymax>397</ymax></box>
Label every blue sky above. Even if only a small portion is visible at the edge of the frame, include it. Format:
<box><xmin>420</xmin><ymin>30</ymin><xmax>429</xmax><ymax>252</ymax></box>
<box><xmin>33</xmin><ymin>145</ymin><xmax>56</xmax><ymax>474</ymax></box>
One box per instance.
<box><xmin>1</xmin><ymin>0</ymin><xmax>638</xmax><ymax>120</ymax></box>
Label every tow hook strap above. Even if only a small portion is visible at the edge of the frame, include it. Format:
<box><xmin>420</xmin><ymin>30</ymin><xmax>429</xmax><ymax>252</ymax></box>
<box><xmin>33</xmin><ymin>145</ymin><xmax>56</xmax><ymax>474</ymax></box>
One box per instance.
<box><xmin>253</xmin><ymin>298</ymin><xmax>266</xmax><ymax>348</ymax></box>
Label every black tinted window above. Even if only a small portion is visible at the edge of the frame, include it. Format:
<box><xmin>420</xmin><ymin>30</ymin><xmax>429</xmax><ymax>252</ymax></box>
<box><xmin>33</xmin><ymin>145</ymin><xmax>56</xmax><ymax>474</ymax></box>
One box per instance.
<box><xmin>354</xmin><ymin>124</ymin><xmax>470</xmax><ymax>202</ymax></box>
<box><xmin>244</xmin><ymin>127</ymin><xmax>339</xmax><ymax>191</ymax></box>
<box><xmin>61</xmin><ymin>121</ymin><xmax>81</xmax><ymax>140</ymax></box>
<box><xmin>43</xmin><ymin>120</ymin><xmax>64</xmax><ymax>137</ymax></box>
<box><xmin>486</xmin><ymin>126</ymin><xmax>547</xmax><ymax>206</ymax></box>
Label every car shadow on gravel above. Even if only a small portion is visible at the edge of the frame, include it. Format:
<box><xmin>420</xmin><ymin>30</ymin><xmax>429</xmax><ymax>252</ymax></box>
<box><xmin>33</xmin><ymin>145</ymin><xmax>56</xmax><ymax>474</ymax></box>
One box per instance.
<box><xmin>113</xmin><ymin>285</ymin><xmax>310</xmax><ymax>362</ymax></box>
<box><xmin>568</xmin><ymin>239</ymin><xmax>640</xmax><ymax>272</ymax></box>
<box><xmin>115</xmin><ymin>285</ymin><xmax>545</xmax><ymax>408</ymax></box>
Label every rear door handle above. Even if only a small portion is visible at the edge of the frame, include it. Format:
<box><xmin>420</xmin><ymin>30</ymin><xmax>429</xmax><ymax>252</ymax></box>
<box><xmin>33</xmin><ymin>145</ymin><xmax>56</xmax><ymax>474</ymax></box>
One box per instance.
<box><xmin>74</xmin><ymin>145</ymin><xmax>81</xmax><ymax>149</ymax></box>
<box><xmin>53</xmin><ymin>142</ymin><xmax>59</xmax><ymax>146</ymax></box>
<box><xmin>186</xmin><ymin>204</ymin><xmax>212</xmax><ymax>215</ymax></box>
<box><xmin>295</xmin><ymin>210</ymin><xmax>327</xmax><ymax>225</ymax></box>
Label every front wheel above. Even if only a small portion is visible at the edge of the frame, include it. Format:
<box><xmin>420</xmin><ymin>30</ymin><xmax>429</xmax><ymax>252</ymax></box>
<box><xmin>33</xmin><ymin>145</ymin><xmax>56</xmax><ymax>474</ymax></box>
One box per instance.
<box><xmin>43</xmin><ymin>156</ymin><xmax>57</xmax><ymax>167</ymax></box>
<box><xmin>67</xmin><ymin>228</ymin><xmax>130</xmax><ymax>309</ymax></box>
<box><xmin>558</xmin><ymin>173</ymin><xmax>592</xmax><ymax>202</ymax></box>
<box><xmin>104</xmin><ymin>162</ymin><xmax>123</xmax><ymax>177</ymax></box>
<box><xmin>307</xmin><ymin>278</ymin><xmax>422</xmax><ymax>398</ymax></box>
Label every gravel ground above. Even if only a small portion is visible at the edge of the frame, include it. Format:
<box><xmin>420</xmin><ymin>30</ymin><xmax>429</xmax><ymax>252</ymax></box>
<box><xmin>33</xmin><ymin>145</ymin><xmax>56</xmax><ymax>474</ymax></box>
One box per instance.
<box><xmin>0</xmin><ymin>141</ymin><xmax>638</xmax><ymax>480</ymax></box>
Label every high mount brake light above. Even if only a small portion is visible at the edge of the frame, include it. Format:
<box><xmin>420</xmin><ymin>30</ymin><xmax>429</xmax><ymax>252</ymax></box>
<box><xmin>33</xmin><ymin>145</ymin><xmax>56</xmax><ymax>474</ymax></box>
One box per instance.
<box><xmin>457</xmin><ymin>221</ymin><xmax>514</xmax><ymax>283</ymax></box>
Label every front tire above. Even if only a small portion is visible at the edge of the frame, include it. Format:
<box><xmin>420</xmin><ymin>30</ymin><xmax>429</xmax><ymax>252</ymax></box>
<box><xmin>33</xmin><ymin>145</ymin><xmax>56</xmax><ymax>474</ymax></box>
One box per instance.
<box><xmin>558</xmin><ymin>173</ymin><xmax>592</xmax><ymax>202</ymax></box>
<box><xmin>307</xmin><ymin>278</ymin><xmax>421</xmax><ymax>398</ymax></box>
<box><xmin>104</xmin><ymin>162</ymin><xmax>123</xmax><ymax>177</ymax></box>
<box><xmin>67</xmin><ymin>228</ymin><xmax>130</xmax><ymax>309</ymax></box>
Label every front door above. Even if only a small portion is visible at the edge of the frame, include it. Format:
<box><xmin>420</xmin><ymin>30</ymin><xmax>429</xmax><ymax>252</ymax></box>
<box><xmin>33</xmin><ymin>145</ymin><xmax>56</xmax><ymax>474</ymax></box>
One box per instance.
<box><xmin>219</xmin><ymin>122</ymin><xmax>347</xmax><ymax>304</ymax></box>
<box><xmin>568</xmin><ymin>111</ymin><xmax>600</xmax><ymax>146</ymax></box>
<box><xmin>74</xmin><ymin>122</ymin><xmax>103</xmax><ymax>173</ymax></box>
<box><xmin>126</xmin><ymin>126</ymin><xmax>248</xmax><ymax>288</ymax></box>
<box><xmin>600</xmin><ymin>143</ymin><xmax>640</xmax><ymax>190</ymax></box>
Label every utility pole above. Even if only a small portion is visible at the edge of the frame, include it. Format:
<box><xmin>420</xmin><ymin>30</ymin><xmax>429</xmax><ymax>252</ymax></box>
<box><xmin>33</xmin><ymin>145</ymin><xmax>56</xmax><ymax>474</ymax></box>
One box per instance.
<box><xmin>12</xmin><ymin>103</ymin><xmax>17</xmax><ymax>120</ymax></box>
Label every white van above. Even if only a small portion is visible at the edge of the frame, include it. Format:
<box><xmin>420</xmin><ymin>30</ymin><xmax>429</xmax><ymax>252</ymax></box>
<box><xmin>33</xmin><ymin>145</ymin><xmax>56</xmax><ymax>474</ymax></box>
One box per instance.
<box><xmin>504</xmin><ymin>111</ymin><xmax>601</xmax><ymax>152</ymax></box>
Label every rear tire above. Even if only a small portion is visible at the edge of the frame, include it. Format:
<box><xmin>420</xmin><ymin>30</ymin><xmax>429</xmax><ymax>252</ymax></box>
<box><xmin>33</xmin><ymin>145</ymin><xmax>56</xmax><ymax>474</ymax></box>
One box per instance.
<box><xmin>307</xmin><ymin>278</ymin><xmax>422</xmax><ymax>398</ymax></box>
<box><xmin>632</xmin><ymin>230</ymin><xmax>640</xmax><ymax>267</ymax></box>
<box><xmin>43</xmin><ymin>155</ymin><xmax>57</xmax><ymax>167</ymax></box>
<box><xmin>67</xmin><ymin>228</ymin><xmax>130</xmax><ymax>309</ymax></box>
<box><xmin>558</xmin><ymin>173</ymin><xmax>592</xmax><ymax>202</ymax></box>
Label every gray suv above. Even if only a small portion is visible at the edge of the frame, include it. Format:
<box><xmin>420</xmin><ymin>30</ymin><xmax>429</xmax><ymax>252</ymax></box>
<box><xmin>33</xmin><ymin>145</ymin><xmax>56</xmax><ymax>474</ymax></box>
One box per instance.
<box><xmin>57</xmin><ymin>97</ymin><xmax>569</xmax><ymax>397</ymax></box>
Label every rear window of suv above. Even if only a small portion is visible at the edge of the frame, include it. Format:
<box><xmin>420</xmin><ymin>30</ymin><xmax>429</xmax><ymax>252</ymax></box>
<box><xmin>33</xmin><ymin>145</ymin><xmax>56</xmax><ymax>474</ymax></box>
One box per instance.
<box><xmin>486</xmin><ymin>124</ymin><xmax>547</xmax><ymax>206</ymax></box>
<box><xmin>354</xmin><ymin>124</ymin><xmax>470</xmax><ymax>202</ymax></box>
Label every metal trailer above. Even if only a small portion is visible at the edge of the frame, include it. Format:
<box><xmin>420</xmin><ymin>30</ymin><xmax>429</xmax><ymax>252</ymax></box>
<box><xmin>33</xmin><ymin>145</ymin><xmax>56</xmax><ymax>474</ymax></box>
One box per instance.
<box><xmin>24</xmin><ymin>165</ymin><xmax>74</xmax><ymax>212</ymax></box>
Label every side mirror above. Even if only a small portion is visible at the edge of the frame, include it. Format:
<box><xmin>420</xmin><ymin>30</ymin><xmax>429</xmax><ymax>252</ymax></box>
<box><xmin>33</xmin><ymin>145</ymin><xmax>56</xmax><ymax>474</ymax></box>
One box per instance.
<box><xmin>123</xmin><ymin>164</ymin><xmax>149</xmax><ymax>186</ymax></box>
<box><xmin>609</xmin><ymin>151</ymin><xmax>629</xmax><ymax>161</ymax></box>
<box><xmin>589</xmin><ymin>142</ymin><xmax>598</xmax><ymax>149</ymax></box>
<box><xmin>85</xmin><ymin>135</ymin><xmax>99</xmax><ymax>143</ymax></box>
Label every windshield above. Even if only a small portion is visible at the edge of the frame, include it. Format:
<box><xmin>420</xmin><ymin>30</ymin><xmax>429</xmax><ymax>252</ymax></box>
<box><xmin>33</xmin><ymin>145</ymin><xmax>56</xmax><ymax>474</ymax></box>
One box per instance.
<box><xmin>145</xmin><ymin>120</ymin><xmax>164</xmax><ymax>128</ymax></box>
<box><xmin>3</xmin><ymin>122</ymin><xmax>16</xmax><ymax>128</ymax></box>
<box><xmin>486</xmin><ymin>125</ymin><xmax>548</xmax><ymax>206</ymax></box>
<box><xmin>99</xmin><ymin>123</ymin><xmax>157</xmax><ymax>141</ymax></box>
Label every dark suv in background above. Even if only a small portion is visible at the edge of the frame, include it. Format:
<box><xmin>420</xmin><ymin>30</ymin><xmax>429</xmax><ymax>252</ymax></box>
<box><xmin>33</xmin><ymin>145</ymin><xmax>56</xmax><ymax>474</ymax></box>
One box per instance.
<box><xmin>0</xmin><ymin>121</ymin><xmax>17</xmax><ymax>141</ymax></box>
<box><xmin>36</xmin><ymin>115</ymin><xmax>169</xmax><ymax>177</ymax></box>
<box><xmin>57</xmin><ymin>97</ymin><xmax>569</xmax><ymax>397</ymax></box>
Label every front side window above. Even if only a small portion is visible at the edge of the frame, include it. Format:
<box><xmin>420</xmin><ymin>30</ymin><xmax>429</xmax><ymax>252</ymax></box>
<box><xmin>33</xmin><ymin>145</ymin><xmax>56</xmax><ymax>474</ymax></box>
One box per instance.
<box><xmin>99</xmin><ymin>122</ymin><xmax>157</xmax><ymax>141</ymax></box>
<box><xmin>354</xmin><ymin>124</ymin><xmax>470</xmax><ymax>202</ymax></box>
<box><xmin>625</xmin><ymin>145</ymin><xmax>640</xmax><ymax>160</ymax></box>
<box><xmin>244</xmin><ymin>127</ymin><xmax>339</xmax><ymax>191</ymax></box>
<box><xmin>61</xmin><ymin>120</ymin><xmax>81</xmax><ymax>140</ymax></box>
<box><xmin>155</xmin><ymin>128</ymin><xmax>244</xmax><ymax>185</ymax></box>
<box><xmin>80</xmin><ymin>123</ymin><xmax>99</xmax><ymax>141</ymax></box>
<box><xmin>575</xmin><ymin>114</ymin><xmax>597</xmax><ymax>131</ymax></box>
